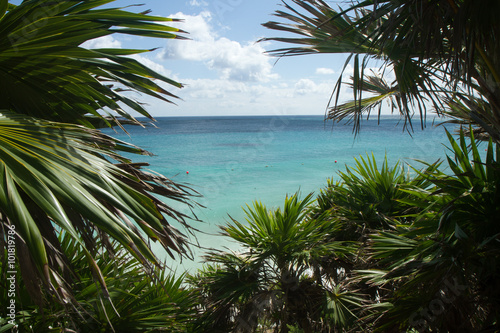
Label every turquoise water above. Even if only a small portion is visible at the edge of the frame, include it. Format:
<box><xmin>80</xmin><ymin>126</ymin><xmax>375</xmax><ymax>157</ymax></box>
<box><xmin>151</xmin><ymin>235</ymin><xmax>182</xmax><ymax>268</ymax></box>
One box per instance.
<box><xmin>104</xmin><ymin>115</ymin><xmax>456</xmax><ymax>273</ymax></box>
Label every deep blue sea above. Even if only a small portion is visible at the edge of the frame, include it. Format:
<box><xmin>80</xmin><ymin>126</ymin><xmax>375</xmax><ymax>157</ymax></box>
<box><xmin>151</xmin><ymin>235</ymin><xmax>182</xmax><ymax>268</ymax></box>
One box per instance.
<box><xmin>104</xmin><ymin>115</ymin><xmax>458</xmax><ymax>272</ymax></box>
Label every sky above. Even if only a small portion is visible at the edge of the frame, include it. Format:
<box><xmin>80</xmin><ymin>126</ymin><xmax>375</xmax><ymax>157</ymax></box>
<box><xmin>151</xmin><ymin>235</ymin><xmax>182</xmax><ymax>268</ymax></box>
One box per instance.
<box><xmin>84</xmin><ymin>0</ymin><xmax>361</xmax><ymax>117</ymax></box>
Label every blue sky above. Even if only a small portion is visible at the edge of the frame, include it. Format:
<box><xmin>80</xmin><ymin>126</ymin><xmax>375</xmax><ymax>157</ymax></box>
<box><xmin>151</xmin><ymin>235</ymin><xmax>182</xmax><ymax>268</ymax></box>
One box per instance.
<box><xmin>85</xmin><ymin>0</ymin><xmax>358</xmax><ymax>117</ymax></box>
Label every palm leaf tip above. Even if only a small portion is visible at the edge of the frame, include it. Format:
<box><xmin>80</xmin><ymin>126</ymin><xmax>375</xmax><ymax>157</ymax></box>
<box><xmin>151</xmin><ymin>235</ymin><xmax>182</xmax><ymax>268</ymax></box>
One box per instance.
<box><xmin>0</xmin><ymin>0</ymin><xmax>187</xmax><ymax>127</ymax></box>
<box><xmin>263</xmin><ymin>0</ymin><xmax>500</xmax><ymax>138</ymax></box>
<box><xmin>0</xmin><ymin>103</ymin><xmax>197</xmax><ymax>304</ymax></box>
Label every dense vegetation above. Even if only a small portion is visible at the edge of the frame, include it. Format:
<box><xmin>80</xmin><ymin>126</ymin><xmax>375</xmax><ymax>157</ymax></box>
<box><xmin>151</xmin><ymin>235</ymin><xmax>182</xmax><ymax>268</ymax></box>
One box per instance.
<box><xmin>193</xmin><ymin>132</ymin><xmax>499</xmax><ymax>332</ymax></box>
<box><xmin>2</xmin><ymin>0</ymin><xmax>499</xmax><ymax>332</ymax></box>
<box><xmin>0</xmin><ymin>0</ymin><xmax>199</xmax><ymax>331</ymax></box>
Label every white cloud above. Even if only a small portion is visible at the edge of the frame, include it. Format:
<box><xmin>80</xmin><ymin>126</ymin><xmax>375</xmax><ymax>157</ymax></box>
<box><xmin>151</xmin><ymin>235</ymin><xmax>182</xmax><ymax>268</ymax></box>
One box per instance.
<box><xmin>81</xmin><ymin>35</ymin><xmax>122</xmax><ymax>49</ymax></box>
<box><xmin>130</xmin><ymin>54</ymin><xmax>175</xmax><ymax>79</ymax></box>
<box><xmin>162</xmin><ymin>12</ymin><xmax>278</xmax><ymax>82</ymax></box>
<box><xmin>293</xmin><ymin>78</ymin><xmax>337</xmax><ymax>98</ymax></box>
<box><xmin>183</xmin><ymin>79</ymin><xmax>230</xmax><ymax>99</ymax></box>
<box><xmin>316</xmin><ymin>67</ymin><xmax>335</xmax><ymax>75</ymax></box>
<box><xmin>136</xmin><ymin>76</ymin><xmax>337</xmax><ymax>117</ymax></box>
<box><xmin>294</xmin><ymin>79</ymin><xmax>317</xmax><ymax>95</ymax></box>
<box><xmin>190</xmin><ymin>0</ymin><xmax>208</xmax><ymax>6</ymax></box>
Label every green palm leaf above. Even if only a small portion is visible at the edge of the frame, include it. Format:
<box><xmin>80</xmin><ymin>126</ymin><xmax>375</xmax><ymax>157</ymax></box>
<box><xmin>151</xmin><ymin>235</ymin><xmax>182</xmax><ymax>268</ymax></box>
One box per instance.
<box><xmin>0</xmin><ymin>111</ymin><xmax>198</xmax><ymax>303</ymax></box>
<box><xmin>0</xmin><ymin>0</ymin><xmax>187</xmax><ymax>128</ymax></box>
<box><xmin>356</xmin><ymin>129</ymin><xmax>500</xmax><ymax>331</ymax></box>
<box><xmin>263</xmin><ymin>0</ymin><xmax>500</xmax><ymax>139</ymax></box>
<box><xmin>195</xmin><ymin>192</ymin><xmax>356</xmax><ymax>332</ymax></box>
<box><xmin>0</xmin><ymin>0</ymin><xmax>200</xmax><ymax>308</ymax></box>
<box><xmin>10</xmin><ymin>233</ymin><xmax>197</xmax><ymax>332</ymax></box>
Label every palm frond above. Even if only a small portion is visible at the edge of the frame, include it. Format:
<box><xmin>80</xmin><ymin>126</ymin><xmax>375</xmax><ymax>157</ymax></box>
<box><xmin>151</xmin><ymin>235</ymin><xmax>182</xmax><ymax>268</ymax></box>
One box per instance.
<box><xmin>357</xmin><ymin>128</ymin><xmax>500</xmax><ymax>331</ymax></box>
<box><xmin>195</xmin><ymin>192</ymin><xmax>358</xmax><ymax>331</ymax></box>
<box><xmin>6</xmin><ymin>232</ymin><xmax>197</xmax><ymax>332</ymax></box>
<box><xmin>263</xmin><ymin>0</ymin><xmax>500</xmax><ymax>140</ymax></box>
<box><xmin>0</xmin><ymin>111</ymin><xmax>199</xmax><ymax>305</ymax></box>
<box><xmin>0</xmin><ymin>0</ymin><xmax>187</xmax><ymax>128</ymax></box>
<box><xmin>0</xmin><ymin>0</ymin><xmax>200</xmax><ymax>309</ymax></box>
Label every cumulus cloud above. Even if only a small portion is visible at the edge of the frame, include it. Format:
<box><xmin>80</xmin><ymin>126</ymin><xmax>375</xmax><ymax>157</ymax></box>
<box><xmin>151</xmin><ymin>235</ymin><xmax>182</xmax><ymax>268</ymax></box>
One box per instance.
<box><xmin>294</xmin><ymin>79</ymin><xmax>317</xmax><ymax>95</ymax></box>
<box><xmin>182</xmin><ymin>78</ymin><xmax>245</xmax><ymax>99</ymax></box>
<box><xmin>293</xmin><ymin>78</ymin><xmax>336</xmax><ymax>98</ymax></box>
<box><xmin>81</xmin><ymin>35</ymin><xmax>122</xmax><ymax>49</ymax></box>
<box><xmin>80</xmin><ymin>35</ymin><xmax>178</xmax><ymax>81</ymax></box>
<box><xmin>162</xmin><ymin>12</ymin><xmax>278</xmax><ymax>82</ymax></box>
<box><xmin>316</xmin><ymin>67</ymin><xmax>335</xmax><ymax>75</ymax></box>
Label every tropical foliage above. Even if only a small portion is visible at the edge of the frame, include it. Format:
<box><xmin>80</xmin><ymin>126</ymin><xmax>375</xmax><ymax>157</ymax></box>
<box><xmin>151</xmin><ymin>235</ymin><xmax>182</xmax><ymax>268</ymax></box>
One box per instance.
<box><xmin>363</xmin><ymin>129</ymin><xmax>500</xmax><ymax>332</ymax></box>
<box><xmin>193</xmin><ymin>130</ymin><xmax>500</xmax><ymax>332</ymax></box>
<box><xmin>256</xmin><ymin>0</ymin><xmax>500</xmax><ymax>331</ymax></box>
<box><xmin>190</xmin><ymin>193</ymin><xmax>362</xmax><ymax>333</ymax></box>
<box><xmin>312</xmin><ymin>154</ymin><xmax>439</xmax><ymax>231</ymax></box>
<box><xmin>0</xmin><ymin>0</ymin><xmax>197</xmax><ymax>317</ymax></box>
<box><xmin>187</xmin><ymin>0</ymin><xmax>500</xmax><ymax>328</ymax></box>
<box><xmin>2</xmin><ymin>0</ymin><xmax>500</xmax><ymax>331</ymax></box>
<box><xmin>1</xmin><ymin>232</ymin><xmax>197</xmax><ymax>332</ymax></box>
<box><xmin>187</xmin><ymin>1</ymin><xmax>500</xmax><ymax>331</ymax></box>
<box><xmin>262</xmin><ymin>0</ymin><xmax>500</xmax><ymax>140</ymax></box>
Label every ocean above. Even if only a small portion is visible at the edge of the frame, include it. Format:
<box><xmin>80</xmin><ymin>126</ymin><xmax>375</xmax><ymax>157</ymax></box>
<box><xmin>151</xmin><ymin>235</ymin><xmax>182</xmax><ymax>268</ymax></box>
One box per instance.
<box><xmin>104</xmin><ymin>115</ymin><xmax>457</xmax><ymax>273</ymax></box>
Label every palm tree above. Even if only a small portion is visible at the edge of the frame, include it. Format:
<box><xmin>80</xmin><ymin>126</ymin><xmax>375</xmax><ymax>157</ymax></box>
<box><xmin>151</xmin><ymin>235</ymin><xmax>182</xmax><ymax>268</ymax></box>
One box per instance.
<box><xmin>190</xmin><ymin>193</ymin><xmax>361</xmax><ymax>333</ymax></box>
<box><xmin>262</xmin><ymin>1</ymin><xmax>500</xmax><ymax>330</ymax></box>
<box><xmin>351</xmin><ymin>130</ymin><xmax>500</xmax><ymax>332</ymax></box>
<box><xmin>0</xmin><ymin>0</ymin><xmax>198</xmax><ymax>309</ymax></box>
<box><xmin>2</xmin><ymin>232</ymin><xmax>198</xmax><ymax>332</ymax></box>
<box><xmin>313</xmin><ymin>154</ymin><xmax>439</xmax><ymax>231</ymax></box>
<box><xmin>262</xmin><ymin>0</ymin><xmax>500</xmax><ymax>140</ymax></box>
<box><xmin>308</xmin><ymin>154</ymin><xmax>442</xmax><ymax>331</ymax></box>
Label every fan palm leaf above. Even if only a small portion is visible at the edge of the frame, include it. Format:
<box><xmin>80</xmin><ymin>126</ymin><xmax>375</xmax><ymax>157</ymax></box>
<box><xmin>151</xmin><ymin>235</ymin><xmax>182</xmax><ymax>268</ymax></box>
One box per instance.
<box><xmin>8</xmin><ymin>232</ymin><xmax>197</xmax><ymax>332</ymax></box>
<box><xmin>357</xmin><ymin>129</ymin><xmax>500</xmax><ymax>331</ymax></box>
<box><xmin>0</xmin><ymin>0</ymin><xmax>199</xmax><ymax>308</ymax></box>
<box><xmin>263</xmin><ymin>0</ymin><xmax>500</xmax><ymax>140</ymax></box>
<box><xmin>0</xmin><ymin>0</ymin><xmax>187</xmax><ymax>128</ymax></box>
<box><xmin>193</xmin><ymin>193</ymin><xmax>358</xmax><ymax>332</ymax></box>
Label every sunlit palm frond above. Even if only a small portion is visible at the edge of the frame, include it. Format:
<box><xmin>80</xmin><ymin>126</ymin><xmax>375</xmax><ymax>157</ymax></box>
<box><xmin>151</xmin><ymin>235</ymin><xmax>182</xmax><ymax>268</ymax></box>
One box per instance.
<box><xmin>263</xmin><ymin>0</ymin><xmax>500</xmax><ymax>140</ymax></box>
<box><xmin>314</xmin><ymin>153</ymin><xmax>439</xmax><ymax>232</ymax></box>
<box><xmin>194</xmin><ymin>193</ymin><xmax>358</xmax><ymax>331</ymax></box>
<box><xmin>357</xmin><ymin>129</ymin><xmax>500</xmax><ymax>331</ymax></box>
<box><xmin>0</xmin><ymin>111</ymin><xmax>198</xmax><ymax>305</ymax></box>
<box><xmin>10</xmin><ymin>232</ymin><xmax>197</xmax><ymax>332</ymax></box>
<box><xmin>0</xmin><ymin>0</ymin><xmax>200</xmax><ymax>309</ymax></box>
<box><xmin>0</xmin><ymin>0</ymin><xmax>187</xmax><ymax>128</ymax></box>
<box><xmin>262</xmin><ymin>0</ymin><xmax>372</xmax><ymax>57</ymax></box>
